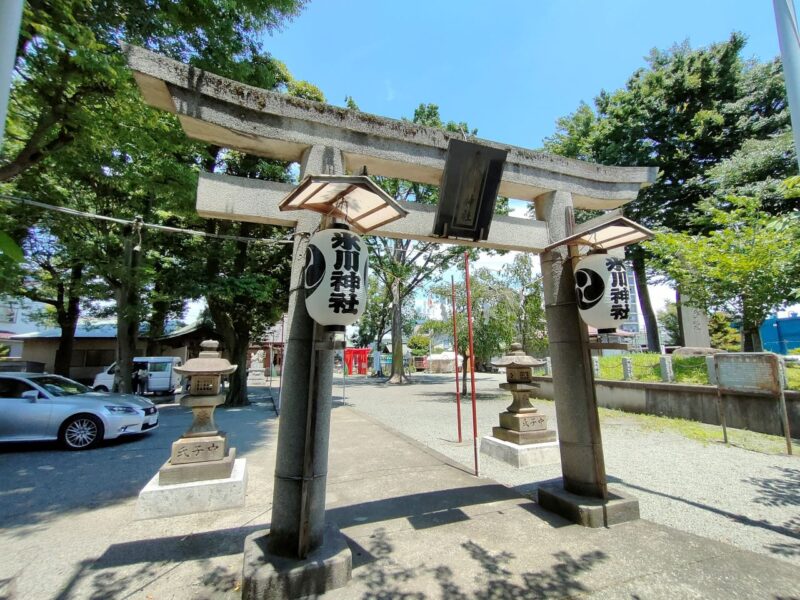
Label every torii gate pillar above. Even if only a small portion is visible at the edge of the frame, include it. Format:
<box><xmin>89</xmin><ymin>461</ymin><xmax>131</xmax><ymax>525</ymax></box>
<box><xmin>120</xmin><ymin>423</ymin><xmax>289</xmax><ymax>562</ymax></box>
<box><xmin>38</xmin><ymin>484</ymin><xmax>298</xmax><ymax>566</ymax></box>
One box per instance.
<box><xmin>534</xmin><ymin>190</ymin><xmax>640</xmax><ymax>526</ymax></box>
<box><xmin>242</xmin><ymin>146</ymin><xmax>354</xmax><ymax>599</ymax></box>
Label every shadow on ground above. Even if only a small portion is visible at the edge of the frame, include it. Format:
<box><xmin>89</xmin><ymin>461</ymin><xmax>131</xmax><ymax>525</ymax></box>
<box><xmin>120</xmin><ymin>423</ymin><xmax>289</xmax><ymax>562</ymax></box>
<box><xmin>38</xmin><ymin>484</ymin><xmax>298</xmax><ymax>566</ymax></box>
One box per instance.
<box><xmin>608</xmin><ymin>473</ymin><xmax>800</xmax><ymax>559</ymax></box>
<box><xmin>52</xmin><ymin>523</ymin><xmax>268</xmax><ymax>600</ymax></box>
<box><xmin>51</xmin><ymin>478</ymin><xmax>574</xmax><ymax>599</ymax></box>
<box><xmin>348</xmin><ymin>526</ymin><xmax>606</xmax><ymax>600</ymax></box>
<box><xmin>327</xmin><ymin>483</ymin><xmax>568</xmax><ymax>531</ymax></box>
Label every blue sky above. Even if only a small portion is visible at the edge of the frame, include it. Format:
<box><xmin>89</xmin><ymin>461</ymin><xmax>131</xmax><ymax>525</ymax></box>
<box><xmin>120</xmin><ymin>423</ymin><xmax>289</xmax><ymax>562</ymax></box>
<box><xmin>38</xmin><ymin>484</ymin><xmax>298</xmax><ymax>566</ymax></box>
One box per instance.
<box><xmin>263</xmin><ymin>0</ymin><xmax>781</xmax><ymax>150</ymax></box>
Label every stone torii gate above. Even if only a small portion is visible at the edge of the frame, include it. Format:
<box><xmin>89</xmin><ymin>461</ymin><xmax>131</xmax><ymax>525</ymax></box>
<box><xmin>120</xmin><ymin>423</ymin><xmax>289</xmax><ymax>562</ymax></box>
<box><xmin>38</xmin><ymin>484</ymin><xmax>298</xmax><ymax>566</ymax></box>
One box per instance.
<box><xmin>125</xmin><ymin>45</ymin><xmax>656</xmax><ymax>598</ymax></box>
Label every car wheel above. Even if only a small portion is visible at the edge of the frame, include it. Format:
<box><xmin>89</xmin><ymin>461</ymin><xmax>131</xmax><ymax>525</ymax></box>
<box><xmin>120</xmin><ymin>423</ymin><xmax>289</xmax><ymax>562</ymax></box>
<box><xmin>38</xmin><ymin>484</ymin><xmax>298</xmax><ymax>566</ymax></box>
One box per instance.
<box><xmin>93</xmin><ymin>385</ymin><xmax>108</xmax><ymax>392</ymax></box>
<box><xmin>60</xmin><ymin>414</ymin><xmax>104</xmax><ymax>450</ymax></box>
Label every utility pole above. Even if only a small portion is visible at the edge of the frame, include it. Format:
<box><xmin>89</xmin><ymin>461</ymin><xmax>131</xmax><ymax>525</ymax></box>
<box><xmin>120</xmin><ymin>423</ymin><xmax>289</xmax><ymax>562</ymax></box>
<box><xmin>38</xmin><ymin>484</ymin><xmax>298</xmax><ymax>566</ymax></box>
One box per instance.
<box><xmin>774</xmin><ymin>0</ymin><xmax>800</xmax><ymax>170</ymax></box>
<box><xmin>0</xmin><ymin>0</ymin><xmax>23</xmax><ymax>150</ymax></box>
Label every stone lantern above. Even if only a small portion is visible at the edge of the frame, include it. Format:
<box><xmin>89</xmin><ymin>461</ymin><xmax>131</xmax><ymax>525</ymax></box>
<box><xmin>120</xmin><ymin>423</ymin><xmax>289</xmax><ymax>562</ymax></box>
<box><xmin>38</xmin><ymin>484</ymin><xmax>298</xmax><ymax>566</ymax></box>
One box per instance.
<box><xmin>159</xmin><ymin>340</ymin><xmax>238</xmax><ymax>484</ymax></box>
<box><xmin>480</xmin><ymin>343</ymin><xmax>560</xmax><ymax>468</ymax></box>
<box><xmin>136</xmin><ymin>340</ymin><xmax>245</xmax><ymax>519</ymax></box>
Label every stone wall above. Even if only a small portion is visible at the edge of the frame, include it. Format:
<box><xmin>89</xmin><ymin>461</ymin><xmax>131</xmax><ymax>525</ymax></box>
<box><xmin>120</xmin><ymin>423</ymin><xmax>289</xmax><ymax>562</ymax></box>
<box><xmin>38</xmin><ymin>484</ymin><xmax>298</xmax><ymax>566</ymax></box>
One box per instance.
<box><xmin>531</xmin><ymin>376</ymin><xmax>800</xmax><ymax>438</ymax></box>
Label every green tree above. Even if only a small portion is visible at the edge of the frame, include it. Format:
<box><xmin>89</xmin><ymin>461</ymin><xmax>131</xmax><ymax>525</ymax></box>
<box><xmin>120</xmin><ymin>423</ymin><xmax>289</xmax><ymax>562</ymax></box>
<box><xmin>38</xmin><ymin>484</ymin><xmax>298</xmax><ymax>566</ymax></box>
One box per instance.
<box><xmin>543</xmin><ymin>36</ymin><xmax>791</xmax><ymax>351</ymax></box>
<box><xmin>647</xmin><ymin>195</ymin><xmax>800</xmax><ymax>351</ymax></box>
<box><xmin>349</xmin><ymin>277</ymin><xmax>390</xmax><ymax>349</ymax></box>
<box><xmin>428</xmin><ymin>268</ymin><xmax>522</xmax><ymax>393</ymax></box>
<box><xmin>407</xmin><ymin>334</ymin><xmax>431</xmax><ymax>357</ymax></box>
<box><xmin>708</xmin><ymin>312</ymin><xmax>741</xmax><ymax>351</ymax></box>
<box><xmin>2</xmin><ymin>0</ymin><xmax>312</xmax><ymax>394</ymax></box>
<box><xmin>704</xmin><ymin>132</ymin><xmax>796</xmax><ymax>214</ymax></box>
<box><xmin>0</xmin><ymin>225</ymin><xmax>89</xmax><ymax>375</ymax></box>
<box><xmin>4</xmin><ymin>77</ymin><xmax>199</xmax><ymax>390</ymax></box>
<box><xmin>200</xmin><ymin>150</ymin><xmax>294</xmax><ymax>405</ymax></box>
<box><xmin>500</xmin><ymin>254</ymin><xmax>548</xmax><ymax>357</ymax></box>
<box><xmin>656</xmin><ymin>301</ymin><xmax>681</xmax><ymax>346</ymax></box>
<box><xmin>1</xmin><ymin>0</ymin><xmax>306</xmax><ymax>180</ymax></box>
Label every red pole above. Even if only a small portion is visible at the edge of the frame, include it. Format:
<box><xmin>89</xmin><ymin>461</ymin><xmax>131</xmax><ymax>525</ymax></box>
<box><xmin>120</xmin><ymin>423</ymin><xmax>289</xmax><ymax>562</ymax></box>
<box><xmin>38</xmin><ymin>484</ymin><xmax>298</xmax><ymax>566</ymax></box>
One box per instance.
<box><xmin>451</xmin><ymin>276</ymin><xmax>463</xmax><ymax>443</ymax></box>
<box><xmin>464</xmin><ymin>252</ymin><xmax>479</xmax><ymax>476</ymax></box>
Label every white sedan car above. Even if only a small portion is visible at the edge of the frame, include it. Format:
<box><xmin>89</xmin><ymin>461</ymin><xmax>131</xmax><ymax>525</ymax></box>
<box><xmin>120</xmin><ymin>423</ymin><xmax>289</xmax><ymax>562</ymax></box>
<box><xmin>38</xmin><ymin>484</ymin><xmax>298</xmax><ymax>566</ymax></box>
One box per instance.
<box><xmin>0</xmin><ymin>372</ymin><xmax>159</xmax><ymax>450</ymax></box>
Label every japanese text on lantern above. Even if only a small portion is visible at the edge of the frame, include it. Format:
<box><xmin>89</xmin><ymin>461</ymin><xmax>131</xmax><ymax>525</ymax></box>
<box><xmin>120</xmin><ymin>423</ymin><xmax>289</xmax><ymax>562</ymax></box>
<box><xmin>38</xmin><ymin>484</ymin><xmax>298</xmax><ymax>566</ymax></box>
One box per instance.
<box><xmin>329</xmin><ymin>232</ymin><xmax>361</xmax><ymax>314</ymax></box>
<box><xmin>606</xmin><ymin>258</ymin><xmax>630</xmax><ymax>320</ymax></box>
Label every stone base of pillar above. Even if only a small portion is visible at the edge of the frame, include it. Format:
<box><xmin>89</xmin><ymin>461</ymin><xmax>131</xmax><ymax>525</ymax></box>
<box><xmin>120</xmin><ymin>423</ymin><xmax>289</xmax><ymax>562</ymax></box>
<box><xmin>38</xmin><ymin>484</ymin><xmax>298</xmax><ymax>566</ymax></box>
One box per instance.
<box><xmin>480</xmin><ymin>436</ymin><xmax>561</xmax><ymax>468</ymax></box>
<box><xmin>135</xmin><ymin>457</ymin><xmax>247</xmax><ymax>520</ymax></box>
<box><xmin>242</xmin><ymin>524</ymin><xmax>352</xmax><ymax>600</ymax></box>
<box><xmin>537</xmin><ymin>484</ymin><xmax>639</xmax><ymax>528</ymax></box>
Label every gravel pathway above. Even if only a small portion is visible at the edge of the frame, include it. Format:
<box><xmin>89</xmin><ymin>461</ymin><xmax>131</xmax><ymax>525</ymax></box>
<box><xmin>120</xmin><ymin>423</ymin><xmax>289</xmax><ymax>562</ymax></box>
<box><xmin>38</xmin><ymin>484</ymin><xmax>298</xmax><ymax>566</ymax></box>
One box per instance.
<box><xmin>336</xmin><ymin>371</ymin><xmax>800</xmax><ymax>566</ymax></box>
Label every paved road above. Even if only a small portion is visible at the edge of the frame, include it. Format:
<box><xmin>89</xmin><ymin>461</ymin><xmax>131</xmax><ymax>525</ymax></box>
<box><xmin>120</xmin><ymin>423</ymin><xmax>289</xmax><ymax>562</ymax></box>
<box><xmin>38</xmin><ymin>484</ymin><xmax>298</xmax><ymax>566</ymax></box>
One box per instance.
<box><xmin>339</xmin><ymin>371</ymin><xmax>800</xmax><ymax>567</ymax></box>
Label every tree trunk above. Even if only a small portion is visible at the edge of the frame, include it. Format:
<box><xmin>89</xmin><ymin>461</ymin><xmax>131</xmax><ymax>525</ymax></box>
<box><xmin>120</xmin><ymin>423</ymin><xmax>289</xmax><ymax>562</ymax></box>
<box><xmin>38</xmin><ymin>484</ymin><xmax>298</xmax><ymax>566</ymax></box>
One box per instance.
<box><xmin>205</xmin><ymin>224</ymin><xmax>253</xmax><ymax>406</ymax></box>
<box><xmin>461</xmin><ymin>353</ymin><xmax>468</xmax><ymax>395</ymax></box>
<box><xmin>207</xmin><ymin>294</ymin><xmax>251</xmax><ymax>405</ymax></box>
<box><xmin>388</xmin><ymin>278</ymin><xmax>407</xmax><ymax>384</ymax></box>
<box><xmin>53</xmin><ymin>265</ymin><xmax>83</xmax><ymax>376</ymax></box>
<box><xmin>227</xmin><ymin>332</ymin><xmax>250</xmax><ymax>406</ymax></box>
<box><xmin>742</xmin><ymin>324</ymin><xmax>763</xmax><ymax>352</ymax></box>
<box><xmin>146</xmin><ymin>271</ymin><xmax>169</xmax><ymax>355</ymax></box>
<box><xmin>114</xmin><ymin>235</ymin><xmax>141</xmax><ymax>394</ymax></box>
<box><xmin>631</xmin><ymin>248</ymin><xmax>661</xmax><ymax>352</ymax></box>
<box><xmin>53</xmin><ymin>312</ymin><xmax>77</xmax><ymax>377</ymax></box>
<box><xmin>145</xmin><ymin>303</ymin><xmax>167</xmax><ymax>357</ymax></box>
<box><xmin>373</xmin><ymin>335</ymin><xmax>384</xmax><ymax>377</ymax></box>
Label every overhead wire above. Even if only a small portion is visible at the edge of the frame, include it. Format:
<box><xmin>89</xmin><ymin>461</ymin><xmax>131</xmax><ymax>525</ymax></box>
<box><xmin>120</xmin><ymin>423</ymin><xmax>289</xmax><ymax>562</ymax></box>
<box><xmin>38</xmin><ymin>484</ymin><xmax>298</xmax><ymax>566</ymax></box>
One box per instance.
<box><xmin>0</xmin><ymin>193</ymin><xmax>297</xmax><ymax>246</ymax></box>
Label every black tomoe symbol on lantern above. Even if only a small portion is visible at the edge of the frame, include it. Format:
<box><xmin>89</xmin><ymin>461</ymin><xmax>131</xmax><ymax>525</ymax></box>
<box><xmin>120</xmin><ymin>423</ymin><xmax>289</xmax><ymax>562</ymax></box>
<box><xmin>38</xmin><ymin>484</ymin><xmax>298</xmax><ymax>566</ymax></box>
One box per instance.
<box><xmin>304</xmin><ymin>243</ymin><xmax>326</xmax><ymax>298</ymax></box>
<box><xmin>575</xmin><ymin>268</ymin><xmax>605</xmax><ymax>310</ymax></box>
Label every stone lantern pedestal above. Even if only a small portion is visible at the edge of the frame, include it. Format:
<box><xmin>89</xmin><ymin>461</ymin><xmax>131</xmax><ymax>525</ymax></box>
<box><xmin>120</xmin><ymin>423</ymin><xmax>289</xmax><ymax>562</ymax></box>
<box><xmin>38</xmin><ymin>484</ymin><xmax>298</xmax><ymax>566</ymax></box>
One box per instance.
<box><xmin>480</xmin><ymin>344</ymin><xmax>560</xmax><ymax>468</ymax></box>
<box><xmin>135</xmin><ymin>341</ymin><xmax>247</xmax><ymax>519</ymax></box>
<box><xmin>158</xmin><ymin>394</ymin><xmax>237</xmax><ymax>485</ymax></box>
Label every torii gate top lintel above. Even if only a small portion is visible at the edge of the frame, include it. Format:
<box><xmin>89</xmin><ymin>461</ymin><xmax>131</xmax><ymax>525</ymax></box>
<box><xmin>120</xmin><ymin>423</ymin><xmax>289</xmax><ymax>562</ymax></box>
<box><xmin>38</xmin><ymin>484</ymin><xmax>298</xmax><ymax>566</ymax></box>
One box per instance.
<box><xmin>124</xmin><ymin>45</ymin><xmax>656</xmax><ymax>214</ymax></box>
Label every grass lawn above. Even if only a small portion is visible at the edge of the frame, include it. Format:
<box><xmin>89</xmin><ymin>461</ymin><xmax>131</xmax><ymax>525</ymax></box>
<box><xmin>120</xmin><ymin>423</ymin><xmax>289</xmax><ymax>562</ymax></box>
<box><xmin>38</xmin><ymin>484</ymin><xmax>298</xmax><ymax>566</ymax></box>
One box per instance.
<box><xmin>532</xmin><ymin>396</ymin><xmax>797</xmax><ymax>454</ymax></box>
<box><xmin>598</xmin><ymin>406</ymin><xmax>799</xmax><ymax>455</ymax></box>
<box><xmin>596</xmin><ymin>353</ymin><xmax>800</xmax><ymax>390</ymax></box>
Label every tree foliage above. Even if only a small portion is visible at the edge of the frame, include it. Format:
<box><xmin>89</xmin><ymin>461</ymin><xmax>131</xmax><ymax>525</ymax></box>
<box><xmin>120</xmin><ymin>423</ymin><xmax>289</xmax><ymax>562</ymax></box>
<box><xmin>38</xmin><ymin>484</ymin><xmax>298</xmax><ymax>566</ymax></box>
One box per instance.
<box><xmin>427</xmin><ymin>269</ymin><xmax>512</xmax><ymax>392</ymax></box>
<box><xmin>708</xmin><ymin>312</ymin><xmax>741</xmax><ymax>351</ymax></box>
<box><xmin>407</xmin><ymin>334</ymin><xmax>430</xmax><ymax>357</ymax></box>
<box><xmin>542</xmin><ymin>35</ymin><xmax>794</xmax><ymax>351</ymax></box>
<box><xmin>0</xmin><ymin>0</ymin><xmax>312</xmax><ymax>395</ymax></box>
<box><xmin>500</xmin><ymin>254</ymin><xmax>548</xmax><ymax>357</ymax></box>
<box><xmin>646</xmin><ymin>195</ymin><xmax>800</xmax><ymax>351</ymax></box>
<box><xmin>200</xmin><ymin>150</ymin><xmax>295</xmax><ymax>404</ymax></box>
<box><xmin>1</xmin><ymin>0</ymin><xmax>307</xmax><ymax>180</ymax></box>
<box><xmin>656</xmin><ymin>301</ymin><xmax>680</xmax><ymax>346</ymax></box>
<box><xmin>426</xmin><ymin>258</ymin><xmax>546</xmax><ymax>392</ymax></box>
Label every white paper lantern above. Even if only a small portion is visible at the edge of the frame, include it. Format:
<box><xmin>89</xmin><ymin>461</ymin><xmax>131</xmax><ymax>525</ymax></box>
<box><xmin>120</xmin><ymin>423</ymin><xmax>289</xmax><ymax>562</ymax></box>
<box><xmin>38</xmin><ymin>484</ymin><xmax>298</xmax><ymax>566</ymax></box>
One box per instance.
<box><xmin>574</xmin><ymin>254</ymin><xmax>631</xmax><ymax>330</ymax></box>
<box><xmin>304</xmin><ymin>225</ymin><xmax>369</xmax><ymax>329</ymax></box>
